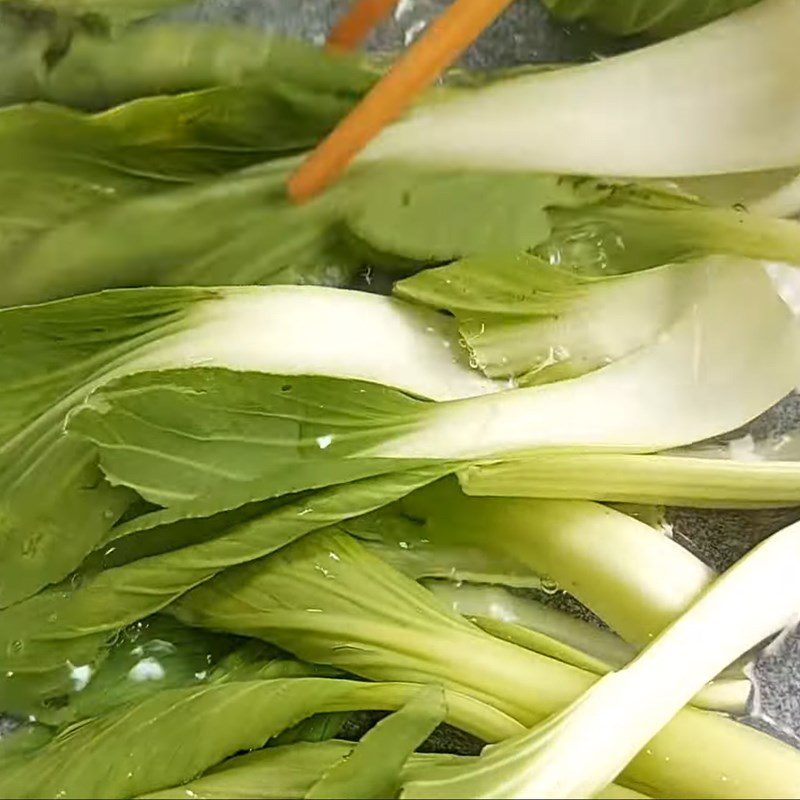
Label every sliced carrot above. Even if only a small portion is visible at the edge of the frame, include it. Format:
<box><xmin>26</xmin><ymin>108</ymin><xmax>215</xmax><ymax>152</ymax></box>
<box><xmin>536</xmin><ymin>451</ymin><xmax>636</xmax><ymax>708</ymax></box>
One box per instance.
<box><xmin>327</xmin><ymin>0</ymin><xmax>400</xmax><ymax>52</ymax></box>
<box><xmin>288</xmin><ymin>0</ymin><xmax>517</xmax><ymax>203</ymax></box>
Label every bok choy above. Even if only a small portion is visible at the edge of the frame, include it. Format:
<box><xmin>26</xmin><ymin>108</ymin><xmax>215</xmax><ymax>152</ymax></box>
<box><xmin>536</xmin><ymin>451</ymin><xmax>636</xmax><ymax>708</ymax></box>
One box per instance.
<box><xmin>401</xmin><ymin>515</ymin><xmax>800</xmax><ymax>798</ymax></box>
<box><xmin>172</xmin><ymin>529</ymin><xmax>800</xmax><ymax>798</ymax></box>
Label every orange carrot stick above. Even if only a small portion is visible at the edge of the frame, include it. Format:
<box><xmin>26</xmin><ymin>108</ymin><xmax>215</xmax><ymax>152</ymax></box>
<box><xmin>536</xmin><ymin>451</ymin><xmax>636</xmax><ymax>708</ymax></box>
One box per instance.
<box><xmin>288</xmin><ymin>0</ymin><xmax>517</xmax><ymax>203</ymax></box>
<box><xmin>327</xmin><ymin>0</ymin><xmax>400</xmax><ymax>52</ymax></box>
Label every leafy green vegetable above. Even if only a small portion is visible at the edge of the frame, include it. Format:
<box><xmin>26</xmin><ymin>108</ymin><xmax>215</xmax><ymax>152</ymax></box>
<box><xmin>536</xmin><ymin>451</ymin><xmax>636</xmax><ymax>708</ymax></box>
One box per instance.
<box><xmin>10</xmin><ymin>158</ymin><xmax>800</xmax><ymax>306</ymax></box>
<box><xmin>430</xmin><ymin>582</ymin><xmax>750</xmax><ymax>714</ymax></box>
<box><xmin>172</xmin><ymin>529</ymin><xmax>800</xmax><ymax>797</ymax></box>
<box><xmin>0</xmin><ymin>77</ymin><xmax>366</xmax><ymax>275</ymax></box>
<box><xmin>172</xmin><ymin>529</ymin><xmax>594</xmax><ymax>723</ymax></box>
<box><xmin>342</xmin><ymin>478</ymin><xmax>713</xmax><ymax>646</ymax></box>
<box><xmin>143</xmin><ymin>741</ymin><xmax>647</xmax><ymax>800</ymax></box>
<box><xmin>361</xmin><ymin>0</ymin><xmax>800</xmax><ymax>177</ymax></box>
<box><xmin>0</xmin><ymin>467</ymin><xmax>446</xmax><ymax>716</ymax></box>
<box><xmin>402</xmin><ymin>515</ymin><xmax>800</xmax><ymax>799</ymax></box>
<box><xmin>1</xmin><ymin>159</ymin><xmax>362</xmax><ymax>307</ymax></box>
<box><xmin>142</xmin><ymin>741</ymin><xmax>463</xmax><ymax>800</ymax></box>
<box><xmin>143</xmin><ymin>740</ymin><xmax>361</xmax><ymax>800</ymax></box>
<box><xmin>68</xmin><ymin>259</ymin><xmax>799</xmax><ymax>505</ymax></box>
<box><xmin>395</xmin><ymin>256</ymin><xmax>704</xmax><ymax>385</ymax></box>
<box><xmin>39</xmin><ymin>614</ymin><xmax>238</xmax><ymax>725</ymax></box>
<box><xmin>307</xmin><ymin>686</ymin><xmax>446</xmax><ymax>799</ymax></box>
<box><xmin>428</xmin><ymin>582</ymin><xmax>635</xmax><ymax>670</ymax></box>
<box><xmin>0</xmin><ymin>282</ymin><xmax>487</xmax><ymax>604</ymax></box>
<box><xmin>0</xmin><ymin>1</ymin><xmax>100</xmax><ymax>107</ymax></box>
<box><xmin>42</xmin><ymin>22</ymin><xmax>375</xmax><ymax>110</ymax></box>
<box><xmin>459</xmin><ymin>434</ymin><xmax>800</xmax><ymax>508</ymax></box>
<box><xmin>348</xmin><ymin>169</ymin><xmax>800</xmax><ymax>275</ymax></box>
<box><xmin>0</xmin><ymin>677</ymin><xmax>516</xmax><ymax>799</ymax></box>
<box><xmin>541</xmin><ymin>0</ymin><xmax>759</xmax><ymax>38</ymax></box>
<box><xmin>0</xmin><ymin>724</ymin><xmax>54</xmax><ymax>758</ymax></box>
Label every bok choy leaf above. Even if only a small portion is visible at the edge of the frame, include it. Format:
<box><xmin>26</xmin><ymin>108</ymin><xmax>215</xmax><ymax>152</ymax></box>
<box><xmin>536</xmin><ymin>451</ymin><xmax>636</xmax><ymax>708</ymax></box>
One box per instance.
<box><xmin>306</xmin><ymin>686</ymin><xmax>446</xmax><ymax>800</ymax></box>
<box><xmin>0</xmin><ymin>284</ymin><xmax>483</xmax><ymax>604</ymax></box>
<box><xmin>0</xmin><ymin>677</ymin><xmax>516</xmax><ymax>799</ymax></box>
<box><xmin>0</xmin><ymin>467</ymin><xmax>447</xmax><ymax>717</ymax></box>
<box><xmin>142</xmin><ymin>740</ymin><xmax>648</xmax><ymax>800</ymax></box>
<box><xmin>346</xmin><ymin>169</ymin><xmax>800</xmax><ymax>275</ymax></box>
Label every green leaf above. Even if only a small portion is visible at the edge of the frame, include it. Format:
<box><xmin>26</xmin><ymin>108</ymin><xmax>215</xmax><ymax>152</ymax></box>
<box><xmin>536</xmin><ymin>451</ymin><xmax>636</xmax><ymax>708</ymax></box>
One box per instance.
<box><xmin>0</xmin><ymin>288</ymin><xmax>202</xmax><ymax>607</ymax></box>
<box><xmin>0</xmin><ymin>724</ymin><xmax>54</xmax><ymax>758</ymax></box>
<box><xmin>40</xmin><ymin>614</ymin><xmax>238</xmax><ymax>726</ymax></box>
<box><xmin>0</xmin><ymin>282</ymin><xmax>484</xmax><ymax>603</ymax></box>
<box><xmin>395</xmin><ymin>256</ymin><xmax>705</xmax><ymax>385</ymax></box>
<box><xmin>348</xmin><ymin>169</ymin><xmax>800</xmax><ymax>275</ymax></box>
<box><xmin>307</xmin><ymin>686</ymin><xmax>446</xmax><ymax>799</ymax></box>
<box><xmin>143</xmin><ymin>741</ymin><xmax>358</xmax><ymax>800</ymax></box>
<box><xmin>0</xmin><ymin>677</ymin><xmax>516</xmax><ymax>799</ymax></box>
<box><xmin>2</xmin><ymin>164</ymin><xmax>359</xmax><ymax>306</ymax></box>
<box><xmin>68</xmin><ymin>369</ymin><xmax>429</xmax><ymax>508</ymax></box>
<box><xmin>42</xmin><ymin>22</ymin><xmax>375</xmax><ymax>110</ymax></box>
<box><xmin>0</xmin><ymin>2</ymin><xmax>100</xmax><ymax>107</ymax></box>
<box><xmin>0</xmin><ymin>155</ymin><xmax>352</xmax><ymax>309</ymax></box>
<box><xmin>345</xmin><ymin>170</ymin><xmax>593</xmax><ymax>263</ymax></box>
<box><xmin>541</xmin><ymin>0</ymin><xmax>759</xmax><ymax>38</ymax></box>
<box><xmin>142</xmin><ymin>741</ymin><xmax>464</xmax><ymax>800</ymax></box>
<box><xmin>0</xmin><ymin>467</ymin><xmax>447</xmax><ymax>716</ymax></box>
<box><xmin>0</xmin><ymin>0</ymin><xmax>190</xmax><ymax>28</ymax></box>
<box><xmin>0</xmin><ymin>28</ymin><xmax>374</xmax><ymax>304</ymax></box>
<box><xmin>172</xmin><ymin>528</ymin><xmax>593</xmax><ymax>724</ymax></box>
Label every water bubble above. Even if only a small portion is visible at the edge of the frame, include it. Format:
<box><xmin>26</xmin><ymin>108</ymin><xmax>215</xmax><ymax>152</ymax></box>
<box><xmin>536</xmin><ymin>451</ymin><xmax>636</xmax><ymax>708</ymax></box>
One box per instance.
<box><xmin>540</xmin><ymin>578</ymin><xmax>559</xmax><ymax>596</ymax></box>
<box><xmin>69</xmin><ymin>663</ymin><xmax>93</xmax><ymax>692</ymax></box>
<box><xmin>128</xmin><ymin>657</ymin><xmax>165</xmax><ymax>683</ymax></box>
